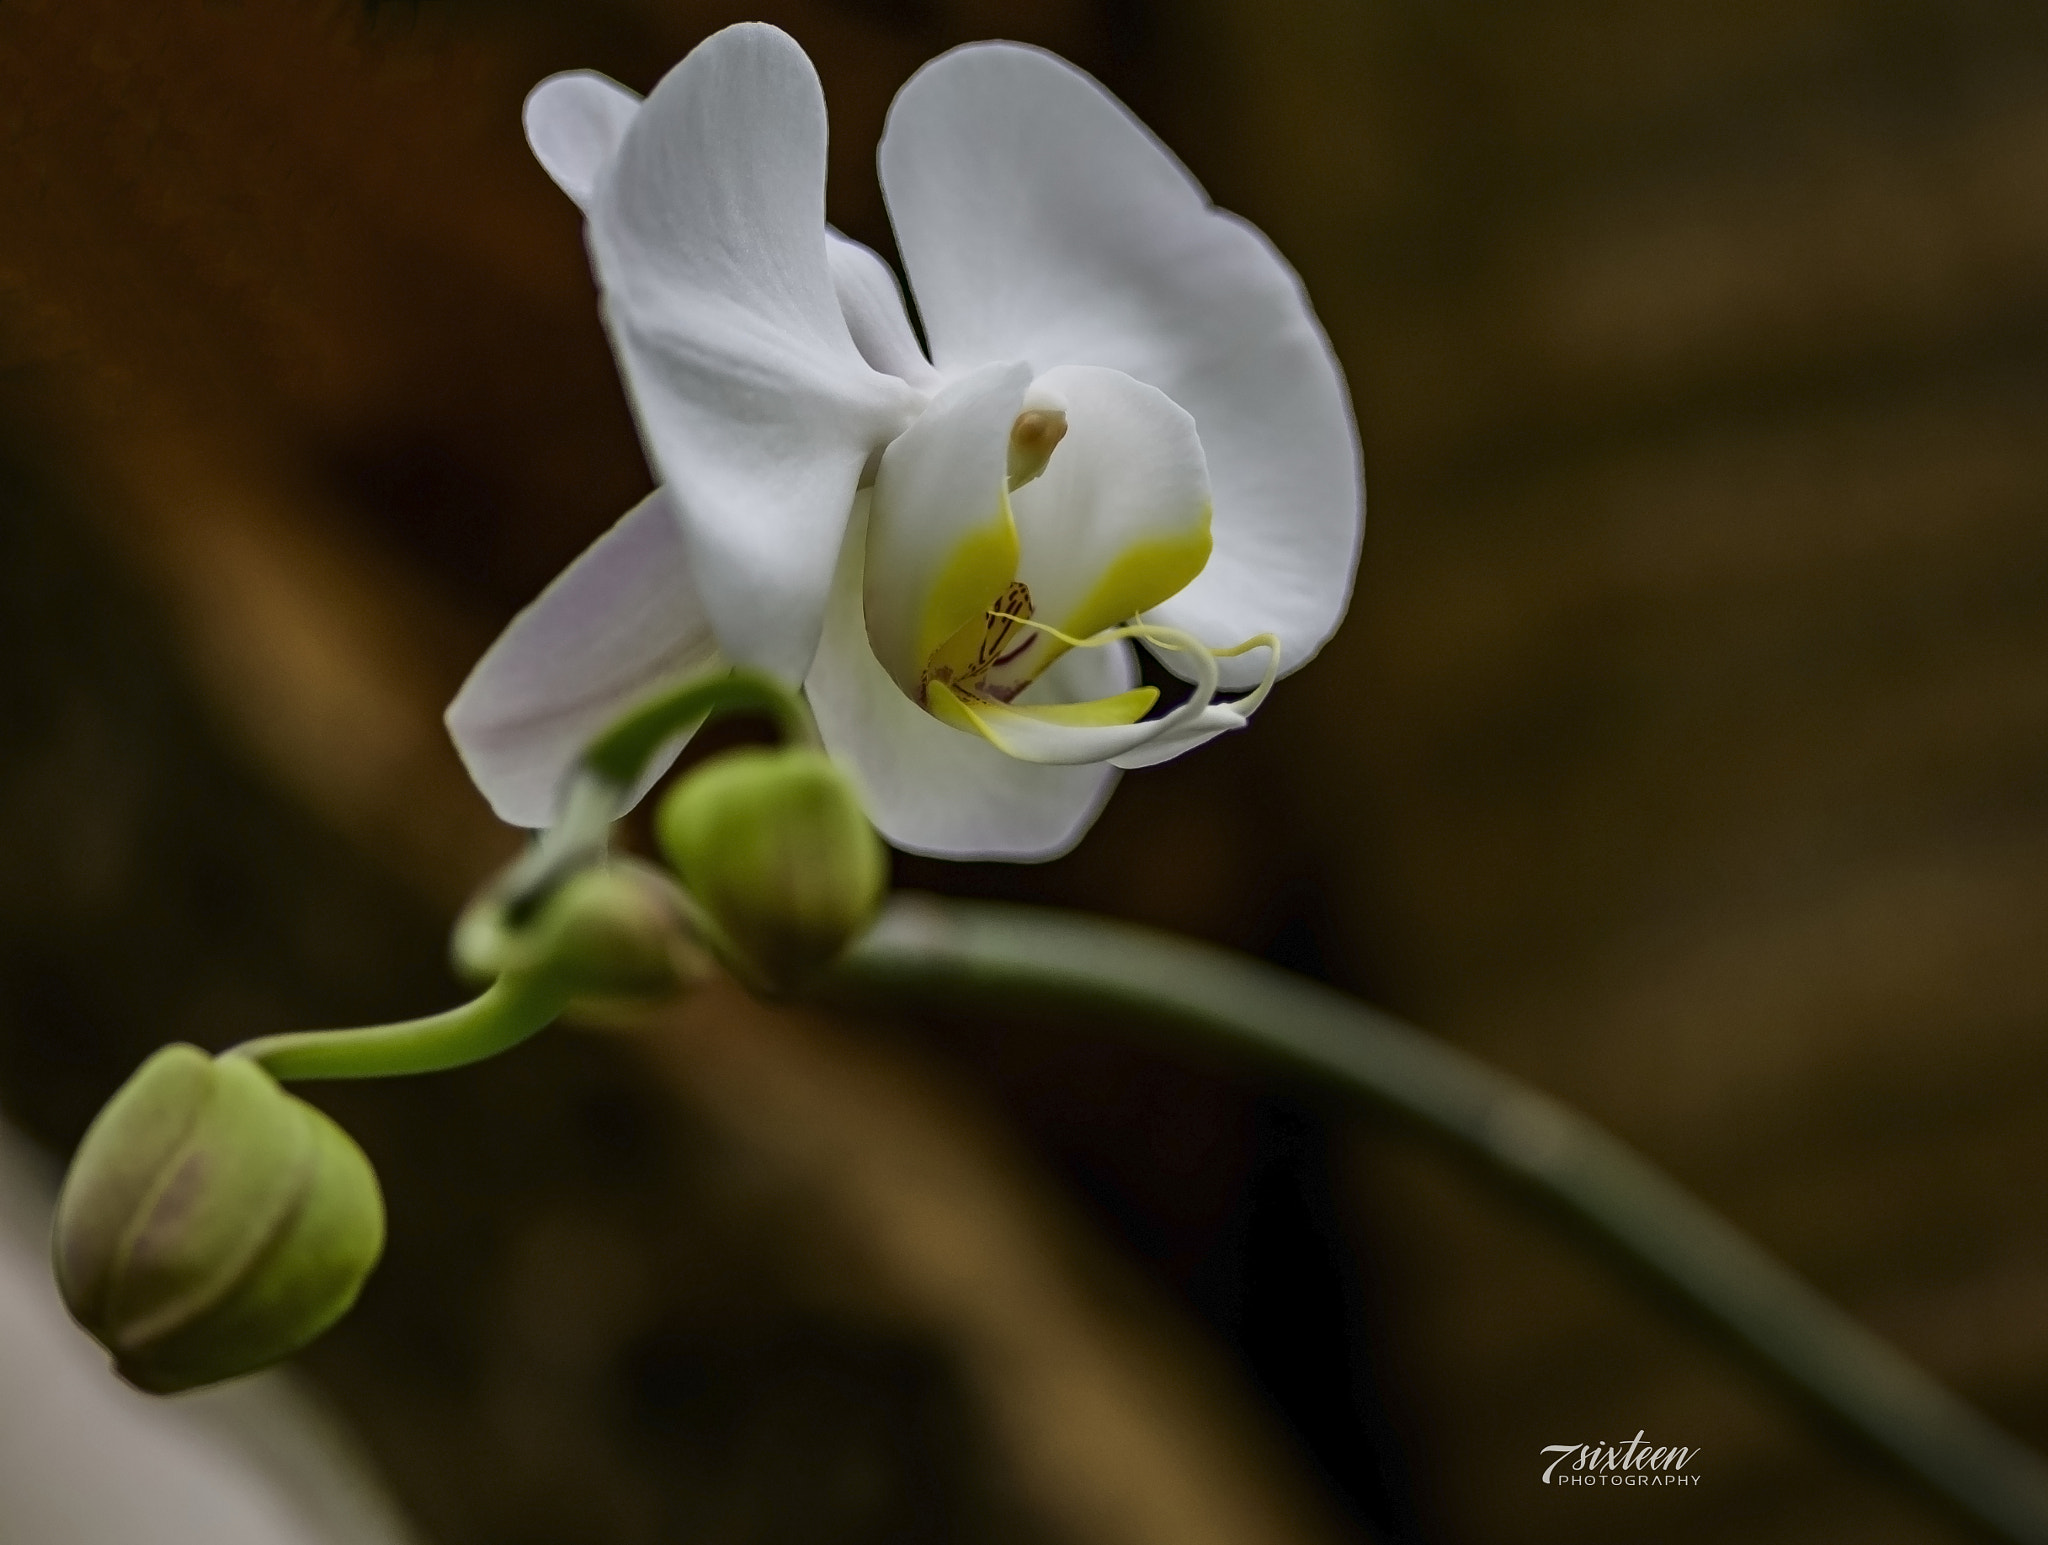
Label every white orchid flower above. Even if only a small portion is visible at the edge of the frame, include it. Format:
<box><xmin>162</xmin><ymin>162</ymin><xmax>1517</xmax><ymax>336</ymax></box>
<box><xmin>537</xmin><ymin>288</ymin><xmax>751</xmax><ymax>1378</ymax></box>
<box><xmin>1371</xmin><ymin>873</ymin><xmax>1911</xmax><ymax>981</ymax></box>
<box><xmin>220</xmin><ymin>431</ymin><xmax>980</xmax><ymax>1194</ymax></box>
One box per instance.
<box><xmin>447</xmin><ymin>22</ymin><xmax>1361</xmax><ymax>860</ymax></box>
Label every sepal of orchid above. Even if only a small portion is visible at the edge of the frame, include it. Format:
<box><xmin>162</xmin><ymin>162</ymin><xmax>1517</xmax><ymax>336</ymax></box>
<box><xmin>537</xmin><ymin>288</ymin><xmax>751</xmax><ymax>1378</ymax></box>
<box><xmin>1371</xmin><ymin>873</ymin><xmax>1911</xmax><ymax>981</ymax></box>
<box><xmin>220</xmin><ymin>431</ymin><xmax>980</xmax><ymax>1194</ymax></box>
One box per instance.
<box><xmin>53</xmin><ymin>1045</ymin><xmax>384</xmax><ymax>1394</ymax></box>
<box><xmin>454</xmin><ymin>859</ymin><xmax>712</xmax><ymax>1001</ymax></box>
<box><xmin>656</xmin><ymin>747</ymin><xmax>887</xmax><ymax>993</ymax></box>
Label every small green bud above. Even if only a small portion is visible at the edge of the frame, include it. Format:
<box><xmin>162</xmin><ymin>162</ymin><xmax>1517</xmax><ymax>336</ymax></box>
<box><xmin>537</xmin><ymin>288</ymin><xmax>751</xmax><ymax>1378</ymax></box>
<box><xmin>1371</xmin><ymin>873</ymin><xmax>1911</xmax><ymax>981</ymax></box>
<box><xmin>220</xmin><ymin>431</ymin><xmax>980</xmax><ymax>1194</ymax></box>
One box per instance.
<box><xmin>656</xmin><ymin>747</ymin><xmax>887</xmax><ymax>992</ymax></box>
<box><xmin>526</xmin><ymin>862</ymin><xmax>713</xmax><ymax>998</ymax></box>
<box><xmin>454</xmin><ymin>859</ymin><xmax>712</xmax><ymax>1000</ymax></box>
<box><xmin>53</xmin><ymin>1045</ymin><xmax>384</xmax><ymax>1394</ymax></box>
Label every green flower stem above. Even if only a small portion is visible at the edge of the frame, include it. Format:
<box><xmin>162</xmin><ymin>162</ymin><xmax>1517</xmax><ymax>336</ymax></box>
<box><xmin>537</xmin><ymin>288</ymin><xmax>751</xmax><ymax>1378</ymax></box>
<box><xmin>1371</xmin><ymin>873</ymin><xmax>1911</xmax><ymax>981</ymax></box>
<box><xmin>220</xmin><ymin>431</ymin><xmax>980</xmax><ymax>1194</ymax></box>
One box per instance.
<box><xmin>582</xmin><ymin>667</ymin><xmax>816</xmax><ymax>788</ymax></box>
<box><xmin>829</xmin><ymin>894</ymin><xmax>2048</xmax><ymax>1545</ymax></box>
<box><xmin>223</xmin><ymin>974</ymin><xmax>569</xmax><ymax>1082</ymax></box>
<box><xmin>494</xmin><ymin>668</ymin><xmax>819</xmax><ymax>920</ymax></box>
<box><xmin>220</xmin><ymin>675</ymin><xmax>814</xmax><ymax>1082</ymax></box>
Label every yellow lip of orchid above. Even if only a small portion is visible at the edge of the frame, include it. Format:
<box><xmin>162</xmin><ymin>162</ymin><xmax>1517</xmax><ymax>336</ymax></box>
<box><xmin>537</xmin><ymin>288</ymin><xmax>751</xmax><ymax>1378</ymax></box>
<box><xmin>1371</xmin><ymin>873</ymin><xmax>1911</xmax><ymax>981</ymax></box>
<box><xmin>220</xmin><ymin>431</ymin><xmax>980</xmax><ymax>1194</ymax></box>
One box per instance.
<box><xmin>924</xmin><ymin>609</ymin><xmax>1281</xmax><ymax>766</ymax></box>
<box><xmin>912</xmin><ymin>519</ymin><xmax>1214</xmax><ymax>712</ymax></box>
<box><xmin>956</xmin><ymin>524</ymin><xmax>1215</xmax><ymax>704</ymax></box>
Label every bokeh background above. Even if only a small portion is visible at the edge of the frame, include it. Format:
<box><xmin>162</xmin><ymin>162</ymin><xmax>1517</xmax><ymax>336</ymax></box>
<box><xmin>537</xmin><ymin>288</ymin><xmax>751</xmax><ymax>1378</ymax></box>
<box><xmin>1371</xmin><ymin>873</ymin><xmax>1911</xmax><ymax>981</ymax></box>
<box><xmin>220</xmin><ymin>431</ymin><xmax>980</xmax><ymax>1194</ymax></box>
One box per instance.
<box><xmin>5</xmin><ymin>1</ymin><xmax>2048</xmax><ymax>1541</ymax></box>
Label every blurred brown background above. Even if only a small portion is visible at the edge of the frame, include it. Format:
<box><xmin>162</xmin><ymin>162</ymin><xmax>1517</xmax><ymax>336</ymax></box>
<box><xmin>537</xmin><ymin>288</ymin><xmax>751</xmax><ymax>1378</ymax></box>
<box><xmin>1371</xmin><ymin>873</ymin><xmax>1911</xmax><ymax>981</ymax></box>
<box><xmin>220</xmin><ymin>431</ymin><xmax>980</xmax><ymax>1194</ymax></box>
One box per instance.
<box><xmin>4</xmin><ymin>1</ymin><xmax>2048</xmax><ymax>1542</ymax></box>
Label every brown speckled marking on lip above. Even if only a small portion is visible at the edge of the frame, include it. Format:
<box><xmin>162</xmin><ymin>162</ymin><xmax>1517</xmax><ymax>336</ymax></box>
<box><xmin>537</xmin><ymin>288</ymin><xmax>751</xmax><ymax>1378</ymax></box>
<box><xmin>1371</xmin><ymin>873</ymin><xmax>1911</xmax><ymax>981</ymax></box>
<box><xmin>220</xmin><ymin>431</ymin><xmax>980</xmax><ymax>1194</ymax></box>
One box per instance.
<box><xmin>920</xmin><ymin>581</ymin><xmax>1039</xmax><ymax>706</ymax></box>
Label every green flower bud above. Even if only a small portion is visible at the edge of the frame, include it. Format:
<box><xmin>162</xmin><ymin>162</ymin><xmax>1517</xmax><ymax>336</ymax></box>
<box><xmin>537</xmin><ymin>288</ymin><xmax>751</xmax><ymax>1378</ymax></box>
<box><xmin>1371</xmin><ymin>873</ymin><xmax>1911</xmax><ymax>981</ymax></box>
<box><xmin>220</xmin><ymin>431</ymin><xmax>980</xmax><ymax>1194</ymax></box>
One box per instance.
<box><xmin>454</xmin><ymin>859</ymin><xmax>712</xmax><ymax>1001</ymax></box>
<box><xmin>526</xmin><ymin>861</ymin><xmax>714</xmax><ymax>998</ymax></box>
<box><xmin>656</xmin><ymin>746</ymin><xmax>887</xmax><ymax>992</ymax></box>
<box><xmin>53</xmin><ymin>1045</ymin><xmax>384</xmax><ymax>1394</ymax></box>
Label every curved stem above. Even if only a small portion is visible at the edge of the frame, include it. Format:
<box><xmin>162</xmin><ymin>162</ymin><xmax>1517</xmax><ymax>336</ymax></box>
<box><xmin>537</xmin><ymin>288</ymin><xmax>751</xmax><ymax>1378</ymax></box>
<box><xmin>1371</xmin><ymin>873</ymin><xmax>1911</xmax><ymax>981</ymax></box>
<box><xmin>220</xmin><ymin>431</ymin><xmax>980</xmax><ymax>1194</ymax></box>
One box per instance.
<box><xmin>581</xmin><ymin>666</ymin><xmax>816</xmax><ymax>788</ymax></box>
<box><xmin>495</xmin><ymin>668</ymin><xmax>819</xmax><ymax>921</ymax></box>
<box><xmin>234</xmin><ymin>676</ymin><xmax>812</xmax><ymax>1081</ymax></box>
<box><xmin>223</xmin><ymin>974</ymin><xmax>568</xmax><ymax>1082</ymax></box>
<box><xmin>828</xmin><ymin>894</ymin><xmax>2048</xmax><ymax>1545</ymax></box>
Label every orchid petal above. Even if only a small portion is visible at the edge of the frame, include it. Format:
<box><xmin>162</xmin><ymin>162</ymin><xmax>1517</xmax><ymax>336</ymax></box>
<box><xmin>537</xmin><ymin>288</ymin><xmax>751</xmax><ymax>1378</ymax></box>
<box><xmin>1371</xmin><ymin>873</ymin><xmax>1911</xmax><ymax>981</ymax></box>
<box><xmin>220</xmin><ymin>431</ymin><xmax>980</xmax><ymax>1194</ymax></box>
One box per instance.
<box><xmin>807</xmin><ymin>496</ymin><xmax>1123</xmax><ymax>860</ymax></box>
<box><xmin>446</xmin><ymin>490</ymin><xmax>717</xmax><ymax>828</ymax></box>
<box><xmin>828</xmin><ymin>232</ymin><xmax>943</xmax><ymax>389</ymax></box>
<box><xmin>863</xmin><ymin>361</ymin><xmax>1029</xmax><ymax>693</ymax></box>
<box><xmin>880</xmin><ymin>42</ymin><xmax>1361</xmax><ymax>689</ymax></box>
<box><xmin>589</xmin><ymin>23</ymin><xmax>923</xmax><ymax>680</ymax></box>
<box><xmin>523</xmin><ymin>78</ymin><xmax>937</xmax><ymax>393</ymax></box>
<box><xmin>524</xmin><ymin>71</ymin><xmax>641</xmax><ymax>211</ymax></box>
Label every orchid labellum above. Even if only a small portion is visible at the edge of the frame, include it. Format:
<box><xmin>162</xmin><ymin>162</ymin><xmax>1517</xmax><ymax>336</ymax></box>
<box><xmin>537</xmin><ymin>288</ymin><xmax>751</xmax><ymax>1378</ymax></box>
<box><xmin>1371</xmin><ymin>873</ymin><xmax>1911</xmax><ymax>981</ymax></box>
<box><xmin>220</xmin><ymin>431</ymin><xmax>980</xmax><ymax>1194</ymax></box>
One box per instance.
<box><xmin>447</xmin><ymin>22</ymin><xmax>1361</xmax><ymax>859</ymax></box>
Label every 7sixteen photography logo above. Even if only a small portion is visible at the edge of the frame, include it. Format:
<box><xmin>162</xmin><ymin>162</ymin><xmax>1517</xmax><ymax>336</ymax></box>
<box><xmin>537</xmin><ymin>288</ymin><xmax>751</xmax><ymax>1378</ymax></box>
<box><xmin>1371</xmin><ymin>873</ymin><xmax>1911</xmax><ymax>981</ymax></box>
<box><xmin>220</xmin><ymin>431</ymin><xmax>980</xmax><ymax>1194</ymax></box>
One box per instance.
<box><xmin>1542</xmin><ymin>1431</ymin><xmax>1701</xmax><ymax>1486</ymax></box>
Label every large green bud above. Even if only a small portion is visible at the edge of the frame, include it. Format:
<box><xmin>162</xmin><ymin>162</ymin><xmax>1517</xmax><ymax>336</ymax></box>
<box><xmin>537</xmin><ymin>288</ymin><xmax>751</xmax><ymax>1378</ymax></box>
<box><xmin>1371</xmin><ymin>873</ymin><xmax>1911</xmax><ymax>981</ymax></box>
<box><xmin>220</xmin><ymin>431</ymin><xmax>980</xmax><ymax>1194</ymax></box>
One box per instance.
<box><xmin>656</xmin><ymin>746</ymin><xmax>887</xmax><ymax>993</ymax></box>
<box><xmin>53</xmin><ymin>1045</ymin><xmax>384</xmax><ymax>1393</ymax></box>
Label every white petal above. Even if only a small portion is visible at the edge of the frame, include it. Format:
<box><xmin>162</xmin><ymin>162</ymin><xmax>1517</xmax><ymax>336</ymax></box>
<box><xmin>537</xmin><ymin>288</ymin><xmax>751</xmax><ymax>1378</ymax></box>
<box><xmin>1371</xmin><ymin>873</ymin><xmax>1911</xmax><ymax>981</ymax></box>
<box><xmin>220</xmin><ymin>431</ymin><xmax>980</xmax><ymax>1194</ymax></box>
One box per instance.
<box><xmin>880</xmin><ymin>42</ymin><xmax>1362</xmax><ymax>689</ymax></box>
<box><xmin>863</xmin><ymin>361</ymin><xmax>1029</xmax><ymax>691</ymax></box>
<box><xmin>446</xmin><ymin>490</ymin><xmax>718</xmax><ymax>828</ymax></box>
<box><xmin>1005</xmin><ymin>363</ymin><xmax>1209</xmax><ymax>652</ymax></box>
<box><xmin>589</xmin><ymin>24</ymin><xmax>923</xmax><ymax>680</ymax></box>
<box><xmin>828</xmin><ymin>232</ymin><xmax>943</xmax><ymax>388</ymax></box>
<box><xmin>807</xmin><ymin>496</ymin><xmax>1121</xmax><ymax>860</ymax></box>
<box><xmin>523</xmin><ymin>82</ymin><xmax>941</xmax><ymax>397</ymax></box>
<box><xmin>524</xmin><ymin>71</ymin><xmax>641</xmax><ymax>210</ymax></box>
